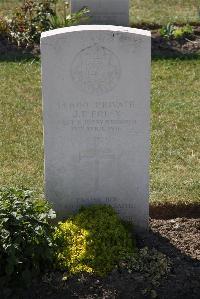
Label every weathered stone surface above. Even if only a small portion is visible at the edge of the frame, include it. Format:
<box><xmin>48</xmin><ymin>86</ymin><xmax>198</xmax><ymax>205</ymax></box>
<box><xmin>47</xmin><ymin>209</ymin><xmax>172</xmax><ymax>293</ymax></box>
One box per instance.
<box><xmin>41</xmin><ymin>25</ymin><xmax>151</xmax><ymax>230</ymax></box>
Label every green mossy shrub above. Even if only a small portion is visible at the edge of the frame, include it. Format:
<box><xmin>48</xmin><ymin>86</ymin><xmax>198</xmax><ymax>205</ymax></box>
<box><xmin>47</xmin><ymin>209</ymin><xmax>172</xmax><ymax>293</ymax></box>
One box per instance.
<box><xmin>0</xmin><ymin>187</ymin><xmax>56</xmax><ymax>287</ymax></box>
<box><xmin>159</xmin><ymin>23</ymin><xmax>193</xmax><ymax>40</ymax></box>
<box><xmin>173</xmin><ymin>24</ymin><xmax>193</xmax><ymax>39</ymax></box>
<box><xmin>53</xmin><ymin>205</ymin><xmax>135</xmax><ymax>276</ymax></box>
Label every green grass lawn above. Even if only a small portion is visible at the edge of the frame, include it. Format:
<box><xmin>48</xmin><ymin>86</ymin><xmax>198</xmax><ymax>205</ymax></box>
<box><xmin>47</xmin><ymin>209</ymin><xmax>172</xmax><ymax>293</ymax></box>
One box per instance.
<box><xmin>0</xmin><ymin>0</ymin><xmax>200</xmax><ymax>25</ymax></box>
<box><xmin>0</xmin><ymin>0</ymin><xmax>66</xmax><ymax>16</ymax></box>
<box><xmin>0</xmin><ymin>57</ymin><xmax>199</xmax><ymax>206</ymax></box>
<box><xmin>151</xmin><ymin>58</ymin><xmax>200</xmax><ymax>205</ymax></box>
<box><xmin>0</xmin><ymin>58</ymin><xmax>43</xmax><ymax>194</ymax></box>
<box><xmin>0</xmin><ymin>0</ymin><xmax>21</xmax><ymax>16</ymax></box>
<box><xmin>130</xmin><ymin>0</ymin><xmax>200</xmax><ymax>25</ymax></box>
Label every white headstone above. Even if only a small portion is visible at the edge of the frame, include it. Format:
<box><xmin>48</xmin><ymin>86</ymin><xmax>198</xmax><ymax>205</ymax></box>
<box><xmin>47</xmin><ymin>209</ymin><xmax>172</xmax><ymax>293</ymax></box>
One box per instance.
<box><xmin>70</xmin><ymin>0</ymin><xmax>129</xmax><ymax>26</ymax></box>
<box><xmin>41</xmin><ymin>25</ymin><xmax>151</xmax><ymax>230</ymax></box>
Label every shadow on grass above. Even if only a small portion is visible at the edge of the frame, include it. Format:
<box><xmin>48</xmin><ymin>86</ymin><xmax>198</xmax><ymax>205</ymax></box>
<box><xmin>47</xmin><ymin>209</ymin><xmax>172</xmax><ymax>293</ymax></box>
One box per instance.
<box><xmin>0</xmin><ymin>52</ymin><xmax>40</xmax><ymax>63</ymax></box>
<box><xmin>0</xmin><ymin>35</ymin><xmax>39</xmax><ymax>62</ymax></box>
<box><xmin>1</xmin><ymin>51</ymin><xmax>199</xmax><ymax>64</ymax></box>
<box><xmin>0</xmin><ymin>34</ymin><xmax>200</xmax><ymax>62</ymax></box>
<box><xmin>150</xmin><ymin>203</ymin><xmax>200</xmax><ymax>219</ymax></box>
<box><xmin>152</xmin><ymin>52</ymin><xmax>200</xmax><ymax>60</ymax></box>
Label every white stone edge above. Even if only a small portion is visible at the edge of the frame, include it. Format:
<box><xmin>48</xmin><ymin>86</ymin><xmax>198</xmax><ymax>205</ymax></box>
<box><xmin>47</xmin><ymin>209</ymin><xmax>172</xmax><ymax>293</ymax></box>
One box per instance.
<box><xmin>41</xmin><ymin>25</ymin><xmax>151</xmax><ymax>40</ymax></box>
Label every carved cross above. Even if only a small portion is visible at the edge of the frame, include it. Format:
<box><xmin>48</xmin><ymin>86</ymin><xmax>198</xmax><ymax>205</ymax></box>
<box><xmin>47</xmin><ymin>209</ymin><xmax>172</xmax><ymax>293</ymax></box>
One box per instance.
<box><xmin>79</xmin><ymin>137</ymin><xmax>115</xmax><ymax>191</ymax></box>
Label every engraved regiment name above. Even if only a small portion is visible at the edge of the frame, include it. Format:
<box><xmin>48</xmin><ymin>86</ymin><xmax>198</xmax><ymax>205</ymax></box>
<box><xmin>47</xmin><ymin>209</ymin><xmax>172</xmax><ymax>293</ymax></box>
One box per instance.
<box><xmin>58</xmin><ymin>100</ymin><xmax>136</xmax><ymax>134</ymax></box>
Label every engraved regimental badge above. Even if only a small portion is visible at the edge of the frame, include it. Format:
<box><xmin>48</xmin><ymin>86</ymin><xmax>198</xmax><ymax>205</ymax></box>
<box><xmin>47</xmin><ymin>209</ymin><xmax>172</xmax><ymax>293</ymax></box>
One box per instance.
<box><xmin>71</xmin><ymin>45</ymin><xmax>121</xmax><ymax>95</ymax></box>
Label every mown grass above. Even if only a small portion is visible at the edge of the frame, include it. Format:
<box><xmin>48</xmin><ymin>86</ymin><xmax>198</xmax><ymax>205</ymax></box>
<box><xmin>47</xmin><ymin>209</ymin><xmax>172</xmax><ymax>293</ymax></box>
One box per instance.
<box><xmin>151</xmin><ymin>57</ymin><xmax>200</xmax><ymax>205</ymax></box>
<box><xmin>0</xmin><ymin>0</ymin><xmax>21</xmax><ymax>16</ymax></box>
<box><xmin>0</xmin><ymin>58</ymin><xmax>44</xmax><ymax>195</ymax></box>
<box><xmin>130</xmin><ymin>0</ymin><xmax>200</xmax><ymax>25</ymax></box>
<box><xmin>0</xmin><ymin>0</ymin><xmax>69</xmax><ymax>17</ymax></box>
<box><xmin>0</xmin><ymin>57</ymin><xmax>199</xmax><ymax>205</ymax></box>
<box><xmin>0</xmin><ymin>0</ymin><xmax>200</xmax><ymax>25</ymax></box>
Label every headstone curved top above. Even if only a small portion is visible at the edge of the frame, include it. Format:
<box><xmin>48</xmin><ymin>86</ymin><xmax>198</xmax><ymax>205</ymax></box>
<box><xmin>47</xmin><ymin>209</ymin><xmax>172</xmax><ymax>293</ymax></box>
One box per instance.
<box><xmin>70</xmin><ymin>0</ymin><xmax>129</xmax><ymax>26</ymax></box>
<box><xmin>41</xmin><ymin>25</ymin><xmax>151</xmax><ymax>231</ymax></box>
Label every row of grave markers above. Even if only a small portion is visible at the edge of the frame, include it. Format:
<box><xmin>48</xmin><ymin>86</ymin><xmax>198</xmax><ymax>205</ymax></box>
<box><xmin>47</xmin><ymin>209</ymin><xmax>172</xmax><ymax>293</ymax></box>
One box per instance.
<box><xmin>71</xmin><ymin>0</ymin><xmax>129</xmax><ymax>26</ymax></box>
<box><xmin>41</xmin><ymin>0</ymin><xmax>151</xmax><ymax>230</ymax></box>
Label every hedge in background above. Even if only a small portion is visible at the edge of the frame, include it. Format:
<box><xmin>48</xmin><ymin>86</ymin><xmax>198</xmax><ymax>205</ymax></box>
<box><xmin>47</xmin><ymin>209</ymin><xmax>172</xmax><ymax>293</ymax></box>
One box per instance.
<box><xmin>0</xmin><ymin>0</ymin><xmax>89</xmax><ymax>47</ymax></box>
